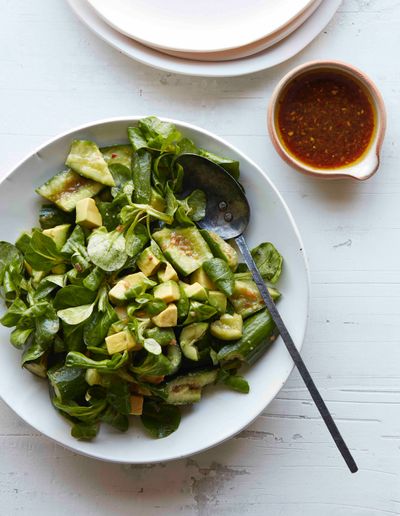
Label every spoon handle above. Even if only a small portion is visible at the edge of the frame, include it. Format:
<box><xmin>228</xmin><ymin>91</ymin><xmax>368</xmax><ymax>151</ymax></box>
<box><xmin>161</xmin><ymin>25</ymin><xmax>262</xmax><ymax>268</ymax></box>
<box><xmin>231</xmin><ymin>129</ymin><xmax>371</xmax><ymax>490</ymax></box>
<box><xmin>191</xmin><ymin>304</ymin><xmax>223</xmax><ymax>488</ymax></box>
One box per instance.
<box><xmin>235</xmin><ymin>234</ymin><xmax>358</xmax><ymax>474</ymax></box>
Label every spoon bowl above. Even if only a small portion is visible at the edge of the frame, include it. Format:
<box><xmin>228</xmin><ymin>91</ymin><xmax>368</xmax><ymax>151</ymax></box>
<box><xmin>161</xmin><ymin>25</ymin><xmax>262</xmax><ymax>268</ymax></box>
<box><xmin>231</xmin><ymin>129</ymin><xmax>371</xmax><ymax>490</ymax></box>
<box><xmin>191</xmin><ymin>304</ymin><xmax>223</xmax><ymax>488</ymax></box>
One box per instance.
<box><xmin>177</xmin><ymin>153</ymin><xmax>250</xmax><ymax>239</ymax></box>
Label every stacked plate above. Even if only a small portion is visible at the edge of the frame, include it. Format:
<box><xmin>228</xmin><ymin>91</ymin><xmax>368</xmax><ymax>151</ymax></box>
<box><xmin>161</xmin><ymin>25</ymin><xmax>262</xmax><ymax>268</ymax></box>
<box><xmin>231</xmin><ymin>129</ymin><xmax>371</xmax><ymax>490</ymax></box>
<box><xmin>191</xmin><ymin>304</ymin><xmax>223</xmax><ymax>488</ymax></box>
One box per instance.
<box><xmin>68</xmin><ymin>0</ymin><xmax>342</xmax><ymax>76</ymax></box>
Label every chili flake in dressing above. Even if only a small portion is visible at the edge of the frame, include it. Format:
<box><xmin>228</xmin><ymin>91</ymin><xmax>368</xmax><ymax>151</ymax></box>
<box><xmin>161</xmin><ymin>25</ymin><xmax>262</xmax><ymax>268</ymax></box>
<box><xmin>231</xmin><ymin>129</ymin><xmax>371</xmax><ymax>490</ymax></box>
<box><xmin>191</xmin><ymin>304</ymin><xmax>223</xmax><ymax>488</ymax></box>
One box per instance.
<box><xmin>277</xmin><ymin>71</ymin><xmax>375</xmax><ymax>169</ymax></box>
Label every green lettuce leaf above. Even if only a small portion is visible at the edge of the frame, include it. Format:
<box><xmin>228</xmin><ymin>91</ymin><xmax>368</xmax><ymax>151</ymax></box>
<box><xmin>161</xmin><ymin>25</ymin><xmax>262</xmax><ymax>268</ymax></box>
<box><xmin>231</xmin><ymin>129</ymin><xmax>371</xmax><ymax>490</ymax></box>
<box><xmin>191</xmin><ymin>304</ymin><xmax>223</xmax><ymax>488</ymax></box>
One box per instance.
<box><xmin>87</xmin><ymin>227</ymin><xmax>127</xmax><ymax>272</ymax></box>
<box><xmin>24</xmin><ymin>230</ymin><xmax>67</xmax><ymax>272</ymax></box>
<box><xmin>203</xmin><ymin>258</ymin><xmax>235</xmax><ymax>296</ymax></box>
<box><xmin>141</xmin><ymin>400</ymin><xmax>181</xmax><ymax>439</ymax></box>
<box><xmin>251</xmin><ymin>242</ymin><xmax>283</xmax><ymax>284</ymax></box>
<box><xmin>65</xmin><ymin>351</ymin><xmax>129</xmax><ymax>372</ymax></box>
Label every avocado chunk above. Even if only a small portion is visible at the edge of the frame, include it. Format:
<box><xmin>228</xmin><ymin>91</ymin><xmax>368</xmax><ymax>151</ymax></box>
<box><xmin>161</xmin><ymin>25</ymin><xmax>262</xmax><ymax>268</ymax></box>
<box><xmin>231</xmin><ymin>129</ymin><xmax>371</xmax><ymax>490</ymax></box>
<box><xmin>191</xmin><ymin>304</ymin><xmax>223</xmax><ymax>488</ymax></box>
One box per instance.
<box><xmin>230</xmin><ymin>279</ymin><xmax>265</xmax><ymax>318</ymax></box>
<box><xmin>66</xmin><ymin>140</ymin><xmax>115</xmax><ymax>187</ymax></box>
<box><xmin>153</xmin><ymin>280</ymin><xmax>181</xmax><ymax>303</ymax></box>
<box><xmin>153</xmin><ymin>227</ymin><xmax>213</xmax><ymax>276</ymax></box>
<box><xmin>201</xmin><ymin>230</ymin><xmax>238</xmax><ymax>271</ymax></box>
<box><xmin>179</xmin><ymin>322</ymin><xmax>208</xmax><ymax>361</ymax></box>
<box><xmin>150</xmin><ymin>188</ymin><xmax>167</xmax><ymax>212</ymax></box>
<box><xmin>109</xmin><ymin>272</ymin><xmax>155</xmax><ymax>305</ymax></box>
<box><xmin>42</xmin><ymin>224</ymin><xmax>71</xmax><ymax>249</ymax></box>
<box><xmin>75</xmin><ymin>198</ymin><xmax>102</xmax><ymax>229</ymax></box>
<box><xmin>210</xmin><ymin>313</ymin><xmax>243</xmax><ymax>341</ymax></box>
<box><xmin>152</xmin><ymin>304</ymin><xmax>178</xmax><ymax>327</ymax></box>
<box><xmin>163</xmin><ymin>369</ymin><xmax>218</xmax><ymax>405</ymax></box>
<box><xmin>137</xmin><ymin>247</ymin><xmax>162</xmax><ymax>277</ymax></box>
<box><xmin>182</xmin><ymin>282</ymin><xmax>208</xmax><ymax>302</ymax></box>
<box><xmin>36</xmin><ymin>169</ymin><xmax>104</xmax><ymax>212</ymax></box>
<box><xmin>157</xmin><ymin>262</ymin><xmax>179</xmax><ymax>283</ymax></box>
<box><xmin>208</xmin><ymin>290</ymin><xmax>227</xmax><ymax>313</ymax></box>
<box><xmin>190</xmin><ymin>267</ymin><xmax>215</xmax><ymax>290</ymax></box>
<box><xmin>114</xmin><ymin>306</ymin><xmax>128</xmax><ymax>321</ymax></box>
<box><xmin>105</xmin><ymin>330</ymin><xmax>137</xmax><ymax>354</ymax></box>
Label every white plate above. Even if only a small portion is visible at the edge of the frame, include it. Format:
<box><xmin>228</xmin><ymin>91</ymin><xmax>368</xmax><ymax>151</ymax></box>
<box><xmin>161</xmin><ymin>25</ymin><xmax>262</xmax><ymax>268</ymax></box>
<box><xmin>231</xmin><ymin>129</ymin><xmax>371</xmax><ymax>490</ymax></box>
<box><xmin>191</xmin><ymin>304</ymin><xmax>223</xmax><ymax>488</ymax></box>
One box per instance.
<box><xmin>154</xmin><ymin>0</ymin><xmax>322</xmax><ymax>62</ymax></box>
<box><xmin>87</xmin><ymin>0</ymin><xmax>315</xmax><ymax>53</ymax></box>
<box><xmin>0</xmin><ymin>117</ymin><xmax>309</xmax><ymax>463</ymax></box>
<box><xmin>67</xmin><ymin>0</ymin><xmax>342</xmax><ymax>77</ymax></box>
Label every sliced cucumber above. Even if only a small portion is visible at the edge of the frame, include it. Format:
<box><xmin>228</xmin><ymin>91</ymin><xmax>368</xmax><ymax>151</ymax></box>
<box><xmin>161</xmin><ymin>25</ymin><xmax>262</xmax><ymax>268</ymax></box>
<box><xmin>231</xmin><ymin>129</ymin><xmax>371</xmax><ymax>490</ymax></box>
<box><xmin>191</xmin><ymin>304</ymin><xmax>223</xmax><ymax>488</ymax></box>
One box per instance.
<box><xmin>230</xmin><ymin>279</ymin><xmax>265</xmax><ymax>319</ymax></box>
<box><xmin>179</xmin><ymin>322</ymin><xmax>208</xmax><ymax>361</ymax></box>
<box><xmin>217</xmin><ymin>309</ymin><xmax>276</xmax><ymax>365</ymax></box>
<box><xmin>166</xmin><ymin>344</ymin><xmax>182</xmax><ymax>376</ymax></box>
<box><xmin>66</xmin><ymin>140</ymin><xmax>115</xmax><ymax>186</ymax></box>
<box><xmin>153</xmin><ymin>227</ymin><xmax>213</xmax><ymax>276</ymax></box>
<box><xmin>36</xmin><ymin>169</ymin><xmax>104</xmax><ymax>212</ymax></box>
<box><xmin>24</xmin><ymin>354</ymin><xmax>48</xmax><ymax>378</ymax></box>
<box><xmin>208</xmin><ymin>291</ymin><xmax>227</xmax><ymax>313</ymax></box>
<box><xmin>210</xmin><ymin>313</ymin><xmax>243</xmax><ymax>341</ymax></box>
<box><xmin>39</xmin><ymin>204</ymin><xmax>74</xmax><ymax>229</ymax></box>
<box><xmin>164</xmin><ymin>368</ymin><xmax>218</xmax><ymax>405</ymax></box>
<box><xmin>101</xmin><ymin>144</ymin><xmax>133</xmax><ymax>168</ymax></box>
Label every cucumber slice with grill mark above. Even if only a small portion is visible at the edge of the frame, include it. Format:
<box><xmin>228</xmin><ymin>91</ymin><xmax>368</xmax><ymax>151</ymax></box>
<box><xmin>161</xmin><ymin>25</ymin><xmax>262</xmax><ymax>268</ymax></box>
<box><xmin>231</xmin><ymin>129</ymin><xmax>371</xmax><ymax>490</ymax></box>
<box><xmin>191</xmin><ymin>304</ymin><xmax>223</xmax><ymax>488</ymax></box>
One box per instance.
<box><xmin>36</xmin><ymin>170</ymin><xmax>104</xmax><ymax>212</ymax></box>
<box><xmin>163</xmin><ymin>368</ymin><xmax>218</xmax><ymax>405</ymax></box>
<box><xmin>153</xmin><ymin>227</ymin><xmax>213</xmax><ymax>276</ymax></box>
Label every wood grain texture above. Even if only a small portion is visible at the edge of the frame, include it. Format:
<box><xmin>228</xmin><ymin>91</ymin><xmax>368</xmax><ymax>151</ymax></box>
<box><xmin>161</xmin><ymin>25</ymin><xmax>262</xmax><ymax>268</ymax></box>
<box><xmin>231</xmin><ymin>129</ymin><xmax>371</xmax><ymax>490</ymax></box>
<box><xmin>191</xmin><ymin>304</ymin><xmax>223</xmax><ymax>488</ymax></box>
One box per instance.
<box><xmin>0</xmin><ymin>0</ymin><xmax>400</xmax><ymax>514</ymax></box>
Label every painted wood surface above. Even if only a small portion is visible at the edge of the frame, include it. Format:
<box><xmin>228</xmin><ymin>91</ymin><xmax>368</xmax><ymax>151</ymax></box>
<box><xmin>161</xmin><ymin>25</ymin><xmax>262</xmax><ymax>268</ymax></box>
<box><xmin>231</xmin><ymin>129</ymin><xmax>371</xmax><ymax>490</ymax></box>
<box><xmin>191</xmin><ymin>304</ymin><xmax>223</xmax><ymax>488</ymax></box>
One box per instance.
<box><xmin>0</xmin><ymin>0</ymin><xmax>399</xmax><ymax>514</ymax></box>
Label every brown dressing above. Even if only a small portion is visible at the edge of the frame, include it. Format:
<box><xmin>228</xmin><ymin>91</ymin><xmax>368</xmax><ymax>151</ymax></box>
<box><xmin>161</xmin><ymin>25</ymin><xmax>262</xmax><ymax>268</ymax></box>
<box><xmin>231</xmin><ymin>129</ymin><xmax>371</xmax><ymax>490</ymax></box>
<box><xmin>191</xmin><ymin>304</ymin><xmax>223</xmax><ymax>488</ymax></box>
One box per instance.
<box><xmin>277</xmin><ymin>71</ymin><xmax>375</xmax><ymax>169</ymax></box>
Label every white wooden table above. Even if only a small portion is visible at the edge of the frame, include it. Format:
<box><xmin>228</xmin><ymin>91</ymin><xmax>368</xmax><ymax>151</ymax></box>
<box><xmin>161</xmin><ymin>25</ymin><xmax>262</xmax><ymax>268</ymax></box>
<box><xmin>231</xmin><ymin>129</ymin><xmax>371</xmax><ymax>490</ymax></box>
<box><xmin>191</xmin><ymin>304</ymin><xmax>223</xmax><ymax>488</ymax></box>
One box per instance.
<box><xmin>1</xmin><ymin>1</ymin><xmax>399</xmax><ymax>514</ymax></box>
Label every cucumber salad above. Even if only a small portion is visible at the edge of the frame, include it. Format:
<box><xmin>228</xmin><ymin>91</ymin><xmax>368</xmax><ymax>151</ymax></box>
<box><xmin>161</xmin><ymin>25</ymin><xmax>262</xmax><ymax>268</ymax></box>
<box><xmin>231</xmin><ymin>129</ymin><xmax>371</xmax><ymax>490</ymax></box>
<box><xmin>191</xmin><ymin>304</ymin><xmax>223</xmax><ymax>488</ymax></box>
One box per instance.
<box><xmin>0</xmin><ymin>117</ymin><xmax>283</xmax><ymax>441</ymax></box>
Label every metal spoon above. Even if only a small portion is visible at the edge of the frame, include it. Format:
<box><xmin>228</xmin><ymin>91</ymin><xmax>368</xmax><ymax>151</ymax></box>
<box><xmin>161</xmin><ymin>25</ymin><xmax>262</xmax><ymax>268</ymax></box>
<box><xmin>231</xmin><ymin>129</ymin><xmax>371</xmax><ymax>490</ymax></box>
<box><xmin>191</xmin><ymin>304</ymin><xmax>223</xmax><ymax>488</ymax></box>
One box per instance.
<box><xmin>176</xmin><ymin>153</ymin><xmax>358</xmax><ymax>474</ymax></box>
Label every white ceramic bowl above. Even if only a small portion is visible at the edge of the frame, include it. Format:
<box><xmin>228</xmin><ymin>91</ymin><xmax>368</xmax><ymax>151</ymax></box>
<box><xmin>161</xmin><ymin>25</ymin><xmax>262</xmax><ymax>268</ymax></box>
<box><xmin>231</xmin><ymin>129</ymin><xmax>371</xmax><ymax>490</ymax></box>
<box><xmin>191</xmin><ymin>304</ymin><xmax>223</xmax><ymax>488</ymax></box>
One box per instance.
<box><xmin>0</xmin><ymin>118</ymin><xmax>309</xmax><ymax>463</ymax></box>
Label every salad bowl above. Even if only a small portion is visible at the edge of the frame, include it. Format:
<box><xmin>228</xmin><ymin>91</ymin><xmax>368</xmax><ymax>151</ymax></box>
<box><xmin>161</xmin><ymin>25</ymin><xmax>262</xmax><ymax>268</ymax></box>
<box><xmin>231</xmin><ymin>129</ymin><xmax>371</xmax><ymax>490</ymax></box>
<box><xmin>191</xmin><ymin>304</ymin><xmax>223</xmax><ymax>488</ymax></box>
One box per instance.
<box><xmin>0</xmin><ymin>117</ymin><xmax>309</xmax><ymax>463</ymax></box>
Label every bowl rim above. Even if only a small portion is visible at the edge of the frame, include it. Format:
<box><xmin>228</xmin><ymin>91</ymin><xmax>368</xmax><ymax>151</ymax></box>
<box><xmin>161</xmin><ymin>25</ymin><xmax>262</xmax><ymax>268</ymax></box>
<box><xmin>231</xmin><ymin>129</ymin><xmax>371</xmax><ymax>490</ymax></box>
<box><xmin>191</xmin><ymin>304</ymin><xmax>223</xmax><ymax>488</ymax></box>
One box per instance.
<box><xmin>0</xmin><ymin>116</ymin><xmax>310</xmax><ymax>463</ymax></box>
<box><xmin>267</xmin><ymin>59</ymin><xmax>387</xmax><ymax>180</ymax></box>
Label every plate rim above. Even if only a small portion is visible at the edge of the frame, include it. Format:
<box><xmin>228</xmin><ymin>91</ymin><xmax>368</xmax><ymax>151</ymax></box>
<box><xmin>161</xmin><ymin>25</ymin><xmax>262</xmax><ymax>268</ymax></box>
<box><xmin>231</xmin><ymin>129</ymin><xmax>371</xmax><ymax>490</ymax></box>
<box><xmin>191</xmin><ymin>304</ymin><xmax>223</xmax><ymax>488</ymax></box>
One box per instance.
<box><xmin>86</xmin><ymin>0</ymin><xmax>316</xmax><ymax>53</ymax></box>
<box><xmin>150</xmin><ymin>0</ymin><xmax>322</xmax><ymax>62</ymax></box>
<box><xmin>0</xmin><ymin>116</ymin><xmax>310</xmax><ymax>463</ymax></box>
<box><xmin>66</xmin><ymin>0</ymin><xmax>342</xmax><ymax>78</ymax></box>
